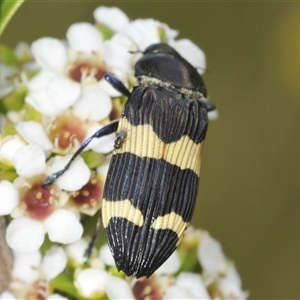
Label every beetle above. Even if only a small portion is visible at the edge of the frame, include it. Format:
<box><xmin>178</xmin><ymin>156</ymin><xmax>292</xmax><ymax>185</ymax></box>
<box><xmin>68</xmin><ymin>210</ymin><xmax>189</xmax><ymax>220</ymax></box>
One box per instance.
<box><xmin>43</xmin><ymin>43</ymin><xmax>215</xmax><ymax>278</ymax></box>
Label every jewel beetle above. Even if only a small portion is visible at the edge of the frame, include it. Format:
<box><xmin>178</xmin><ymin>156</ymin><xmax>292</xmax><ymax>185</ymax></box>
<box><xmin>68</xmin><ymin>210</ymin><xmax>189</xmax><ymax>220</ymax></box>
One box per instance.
<box><xmin>43</xmin><ymin>43</ymin><xmax>215</xmax><ymax>278</ymax></box>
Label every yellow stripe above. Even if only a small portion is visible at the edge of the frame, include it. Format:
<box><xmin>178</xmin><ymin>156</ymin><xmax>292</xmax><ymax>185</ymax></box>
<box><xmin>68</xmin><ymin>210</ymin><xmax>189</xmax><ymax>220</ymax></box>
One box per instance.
<box><xmin>114</xmin><ymin>118</ymin><xmax>203</xmax><ymax>176</ymax></box>
<box><xmin>102</xmin><ymin>198</ymin><xmax>144</xmax><ymax>228</ymax></box>
<box><xmin>151</xmin><ymin>212</ymin><xmax>189</xmax><ymax>238</ymax></box>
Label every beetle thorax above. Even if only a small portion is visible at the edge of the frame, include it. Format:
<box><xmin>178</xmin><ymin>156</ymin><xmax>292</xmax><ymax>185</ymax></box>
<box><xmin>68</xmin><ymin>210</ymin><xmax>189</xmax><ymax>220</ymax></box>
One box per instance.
<box><xmin>137</xmin><ymin>75</ymin><xmax>205</xmax><ymax>100</ymax></box>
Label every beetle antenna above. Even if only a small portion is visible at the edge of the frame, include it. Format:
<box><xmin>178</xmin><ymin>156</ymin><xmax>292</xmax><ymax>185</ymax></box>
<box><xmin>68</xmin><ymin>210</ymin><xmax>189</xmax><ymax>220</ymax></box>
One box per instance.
<box><xmin>83</xmin><ymin>214</ymin><xmax>102</xmax><ymax>263</ymax></box>
<box><xmin>128</xmin><ymin>50</ymin><xmax>143</xmax><ymax>54</ymax></box>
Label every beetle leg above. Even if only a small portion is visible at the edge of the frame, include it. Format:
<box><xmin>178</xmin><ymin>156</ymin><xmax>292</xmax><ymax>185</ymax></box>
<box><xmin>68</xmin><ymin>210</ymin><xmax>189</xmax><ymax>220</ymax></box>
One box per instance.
<box><xmin>104</xmin><ymin>73</ymin><xmax>131</xmax><ymax>97</ymax></box>
<box><xmin>42</xmin><ymin>120</ymin><xmax>119</xmax><ymax>187</ymax></box>
<box><xmin>198</xmin><ymin>99</ymin><xmax>216</xmax><ymax>112</ymax></box>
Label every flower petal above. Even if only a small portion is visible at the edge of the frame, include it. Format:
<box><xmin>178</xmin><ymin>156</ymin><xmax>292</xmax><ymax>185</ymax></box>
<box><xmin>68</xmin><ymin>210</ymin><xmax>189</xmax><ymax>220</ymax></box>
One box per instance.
<box><xmin>16</xmin><ymin>121</ymin><xmax>53</xmax><ymax>151</ymax></box>
<box><xmin>13</xmin><ymin>144</ymin><xmax>46</xmax><ymax>178</ymax></box>
<box><xmin>50</xmin><ymin>155</ymin><xmax>91</xmax><ymax>191</ymax></box>
<box><xmin>6</xmin><ymin>217</ymin><xmax>44</xmax><ymax>253</ymax></box>
<box><xmin>197</xmin><ymin>234</ymin><xmax>227</xmax><ymax>276</ymax></box>
<box><xmin>12</xmin><ymin>251</ymin><xmax>42</xmax><ymax>284</ymax></box>
<box><xmin>66</xmin><ymin>23</ymin><xmax>103</xmax><ymax>53</ymax></box>
<box><xmin>176</xmin><ymin>272</ymin><xmax>211</xmax><ymax>299</ymax></box>
<box><xmin>27</xmin><ymin>70</ymin><xmax>56</xmax><ymax>90</ymax></box>
<box><xmin>208</xmin><ymin>109</ymin><xmax>219</xmax><ymax>120</ymax></box>
<box><xmin>44</xmin><ymin>209</ymin><xmax>83</xmax><ymax>244</ymax></box>
<box><xmin>72</xmin><ymin>85</ymin><xmax>112</xmax><ymax>121</ymax></box>
<box><xmin>47</xmin><ymin>294</ymin><xmax>68</xmax><ymax>300</ymax></box>
<box><xmin>31</xmin><ymin>37</ymin><xmax>68</xmax><ymax>73</ymax></box>
<box><xmin>97</xmin><ymin>155</ymin><xmax>111</xmax><ymax>180</ymax></box>
<box><xmin>25</xmin><ymin>88</ymin><xmax>61</xmax><ymax>116</ymax></box>
<box><xmin>170</xmin><ymin>39</ymin><xmax>206</xmax><ymax>74</ymax></box>
<box><xmin>155</xmin><ymin>250</ymin><xmax>180</xmax><ymax>275</ymax></box>
<box><xmin>0</xmin><ymin>180</ymin><xmax>19</xmax><ymax>215</ymax></box>
<box><xmin>0</xmin><ymin>135</ymin><xmax>27</xmax><ymax>165</ymax></box>
<box><xmin>219</xmin><ymin>267</ymin><xmax>249</xmax><ymax>300</ymax></box>
<box><xmin>93</xmin><ymin>6</ymin><xmax>129</xmax><ymax>32</ymax></box>
<box><xmin>41</xmin><ymin>246</ymin><xmax>67</xmax><ymax>280</ymax></box>
<box><xmin>99</xmin><ymin>244</ymin><xmax>115</xmax><ymax>266</ymax></box>
<box><xmin>0</xmin><ymin>291</ymin><xmax>16</xmax><ymax>299</ymax></box>
<box><xmin>65</xmin><ymin>238</ymin><xmax>89</xmax><ymax>265</ymax></box>
<box><xmin>45</xmin><ymin>75</ymin><xmax>81</xmax><ymax>112</ymax></box>
<box><xmin>74</xmin><ymin>268</ymin><xmax>108</xmax><ymax>297</ymax></box>
<box><xmin>164</xmin><ymin>285</ymin><xmax>195</xmax><ymax>299</ymax></box>
<box><xmin>104</xmin><ymin>275</ymin><xmax>134</xmax><ymax>299</ymax></box>
<box><xmin>103</xmin><ymin>33</ymin><xmax>136</xmax><ymax>73</ymax></box>
<box><xmin>124</xmin><ymin>19</ymin><xmax>161</xmax><ymax>51</ymax></box>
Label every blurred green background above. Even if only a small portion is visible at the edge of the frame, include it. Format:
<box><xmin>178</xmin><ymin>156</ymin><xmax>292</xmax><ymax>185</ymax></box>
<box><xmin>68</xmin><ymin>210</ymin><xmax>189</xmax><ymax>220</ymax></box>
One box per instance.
<box><xmin>1</xmin><ymin>1</ymin><xmax>300</xmax><ymax>299</ymax></box>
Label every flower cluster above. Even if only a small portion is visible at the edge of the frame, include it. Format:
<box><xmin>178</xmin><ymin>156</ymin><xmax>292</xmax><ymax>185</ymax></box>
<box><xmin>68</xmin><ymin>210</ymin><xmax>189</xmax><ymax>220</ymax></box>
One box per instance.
<box><xmin>1</xmin><ymin>227</ymin><xmax>248</xmax><ymax>299</ymax></box>
<box><xmin>0</xmin><ymin>5</ymin><xmax>245</xmax><ymax>299</ymax></box>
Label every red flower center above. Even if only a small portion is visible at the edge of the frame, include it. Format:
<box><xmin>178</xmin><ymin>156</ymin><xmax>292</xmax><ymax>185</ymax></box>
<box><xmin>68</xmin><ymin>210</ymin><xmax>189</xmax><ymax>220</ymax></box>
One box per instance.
<box><xmin>71</xmin><ymin>176</ymin><xmax>103</xmax><ymax>210</ymax></box>
<box><xmin>21</xmin><ymin>182</ymin><xmax>58</xmax><ymax>220</ymax></box>
<box><xmin>69</xmin><ymin>62</ymin><xmax>106</xmax><ymax>82</ymax></box>
<box><xmin>49</xmin><ymin>115</ymin><xmax>86</xmax><ymax>151</ymax></box>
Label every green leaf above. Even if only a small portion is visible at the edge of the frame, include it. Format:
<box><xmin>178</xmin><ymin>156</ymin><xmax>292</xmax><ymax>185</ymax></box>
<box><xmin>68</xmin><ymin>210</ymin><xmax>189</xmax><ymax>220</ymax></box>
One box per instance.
<box><xmin>96</xmin><ymin>24</ymin><xmax>115</xmax><ymax>41</ymax></box>
<box><xmin>0</xmin><ymin>163</ymin><xmax>17</xmax><ymax>182</ymax></box>
<box><xmin>51</xmin><ymin>273</ymin><xmax>79</xmax><ymax>299</ymax></box>
<box><xmin>0</xmin><ymin>0</ymin><xmax>25</xmax><ymax>37</ymax></box>
<box><xmin>81</xmin><ymin>151</ymin><xmax>106</xmax><ymax>169</ymax></box>
<box><xmin>0</xmin><ymin>86</ymin><xmax>27</xmax><ymax>113</ymax></box>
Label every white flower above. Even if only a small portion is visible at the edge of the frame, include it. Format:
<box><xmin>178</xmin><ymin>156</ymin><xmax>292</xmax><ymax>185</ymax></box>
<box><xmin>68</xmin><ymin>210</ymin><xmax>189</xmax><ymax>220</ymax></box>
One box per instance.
<box><xmin>65</xmin><ymin>238</ymin><xmax>89</xmax><ymax>265</ymax></box>
<box><xmin>12</xmin><ymin>250</ymin><xmax>42</xmax><ymax>284</ymax></box>
<box><xmin>0</xmin><ymin>291</ymin><xmax>16</xmax><ymax>299</ymax></box>
<box><xmin>170</xmin><ymin>39</ymin><xmax>206</xmax><ymax>74</ymax></box>
<box><xmin>93</xmin><ymin>6</ymin><xmax>130</xmax><ymax>32</ymax></box>
<box><xmin>197</xmin><ymin>234</ymin><xmax>228</xmax><ymax>277</ymax></box>
<box><xmin>0</xmin><ymin>180</ymin><xmax>19</xmax><ymax>215</ymax></box>
<box><xmin>99</xmin><ymin>243</ymin><xmax>115</xmax><ymax>266</ymax></box>
<box><xmin>0</xmin><ymin>135</ymin><xmax>27</xmax><ymax>165</ymax></box>
<box><xmin>72</xmin><ymin>85</ymin><xmax>112</xmax><ymax>121</ymax></box>
<box><xmin>41</xmin><ymin>246</ymin><xmax>67</xmax><ymax>280</ymax></box>
<box><xmin>13</xmin><ymin>144</ymin><xmax>47</xmax><ymax>178</ymax></box>
<box><xmin>74</xmin><ymin>268</ymin><xmax>108</xmax><ymax>298</ymax></box>
<box><xmin>31</xmin><ymin>37</ymin><xmax>68</xmax><ymax>73</ymax></box>
<box><xmin>104</xmin><ymin>275</ymin><xmax>134</xmax><ymax>299</ymax></box>
<box><xmin>26</xmin><ymin>22</ymin><xmax>114</xmax><ymax>118</ymax></box>
<box><xmin>164</xmin><ymin>272</ymin><xmax>211</xmax><ymax>300</ymax></box>
<box><xmin>6</xmin><ymin>217</ymin><xmax>45</xmax><ymax>253</ymax></box>
<box><xmin>174</xmin><ymin>272</ymin><xmax>211</xmax><ymax>299</ymax></box>
<box><xmin>66</xmin><ymin>22</ymin><xmax>103</xmax><ymax>53</ymax></box>
<box><xmin>44</xmin><ymin>209</ymin><xmax>83</xmax><ymax>244</ymax></box>
<box><xmin>156</xmin><ymin>250</ymin><xmax>180</xmax><ymax>275</ymax></box>
<box><xmin>3</xmin><ymin>163</ymin><xmax>85</xmax><ymax>253</ymax></box>
<box><xmin>26</xmin><ymin>69</ymin><xmax>81</xmax><ymax>116</ymax></box>
<box><xmin>49</xmin><ymin>155</ymin><xmax>91</xmax><ymax>191</ymax></box>
<box><xmin>103</xmin><ymin>33</ymin><xmax>137</xmax><ymax>73</ymax></box>
<box><xmin>9</xmin><ymin>248</ymin><xmax>67</xmax><ymax>299</ymax></box>
<box><xmin>124</xmin><ymin>19</ymin><xmax>178</xmax><ymax>51</ymax></box>
<box><xmin>16</xmin><ymin>121</ymin><xmax>53</xmax><ymax>151</ymax></box>
<box><xmin>219</xmin><ymin>267</ymin><xmax>249</xmax><ymax>300</ymax></box>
